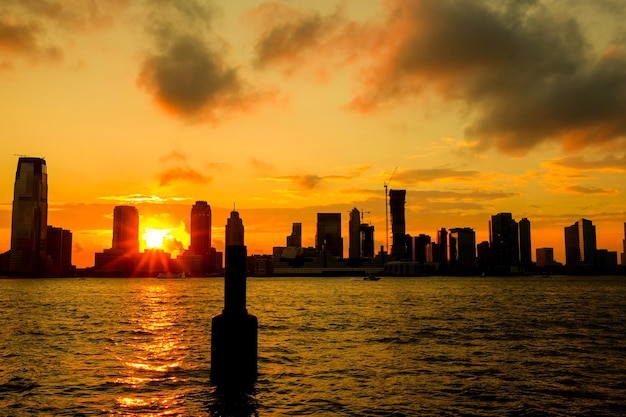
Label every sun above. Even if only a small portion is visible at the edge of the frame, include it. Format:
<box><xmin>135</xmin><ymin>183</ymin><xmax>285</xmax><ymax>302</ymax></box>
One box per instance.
<box><xmin>143</xmin><ymin>228</ymin><xmax>169</xmax><ymax>249</ymax></box>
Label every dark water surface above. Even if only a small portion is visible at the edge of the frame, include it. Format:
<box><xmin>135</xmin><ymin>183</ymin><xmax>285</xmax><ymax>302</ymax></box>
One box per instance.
<box><xmin>1</xmin><ymin>276</ymin><xmax>625</xmax><ymax>416</ymax></box>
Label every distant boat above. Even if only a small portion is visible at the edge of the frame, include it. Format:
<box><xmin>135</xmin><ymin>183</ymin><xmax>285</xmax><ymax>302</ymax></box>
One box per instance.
<box><xmin>157</xmin><ymin>272</ymin><xmax>185</xmax><ymax>279</ymax></box>
<box><xmin>364</xmin><ymin>274</ymin><xmax>381</xmax><ymax>281</ymax></box>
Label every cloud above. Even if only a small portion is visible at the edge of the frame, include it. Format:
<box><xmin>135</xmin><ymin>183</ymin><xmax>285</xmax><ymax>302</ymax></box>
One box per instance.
<box><xmin>263</xmin><ymin>174</ymin><xmax>351</xmax><ymax>190</ymax></box>
<box><xmin>159</xmin><ymin>151</ymin><xmax>188</xmax><ymax>164</ymax></box>
<box><xmin>540</xmin><ymin>156</ymin><xmax>624</xmax><ymax>195</ymax></box>
<box><xmin>392</xmin><ymin>167</ymin><xmax>482</xmax><ymax>186</ymax></box>
<box><xmin>249</xmin><ymin>1</ymin><xmax>626</xmax><ymax>154</ymax></box>
<box><xmin>548</xmin><ymin>155</ymin><xmax>626</xmax><ymax>172</ymax></box>
<box><xmin>340</xmin><ymin>0</ymin><xmax>626</xmax><ymax>154</ymax></box>
<box><xmin>250</xmin><ymin>157</ymin><xmax>275</xmax><ymax>173</ymax></box>
<box><xmin>563</xmin><ymin>185</ymin><xmax>619</xmax><ymax>195</ymax></box>
<box><xmin>98</xmin><ymin>194</ymin><xmax>186</xmax><ymax>204</ymax></box>
<box><xmin>138</xmin><ymin>0</ymin><xmax>266</xmax><ymax>122</ymax></box>
<box><xmin>157</xmin><ymin>166</ymin><xmax>211</xmax><ymax>187</ymax></box>
<box><xmin>249</xmin><ymin>3</ymin><xmax>346</xmax><ymax>73</ymax></box>
<box><xmin>0</xmin><ymin>0</ymin><xmax>126</xmax><ymax>64</ymax></box>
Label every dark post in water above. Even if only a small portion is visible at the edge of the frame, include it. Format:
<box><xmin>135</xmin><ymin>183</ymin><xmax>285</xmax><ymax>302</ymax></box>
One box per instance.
<box><xmin>210</xmin><ymin>209</ymin><xmax>258</xmax><ymax>389</ymax></box>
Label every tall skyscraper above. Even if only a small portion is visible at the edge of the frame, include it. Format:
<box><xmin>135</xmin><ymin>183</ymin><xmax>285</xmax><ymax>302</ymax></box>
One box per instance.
<box><xmin>112</xmin><ymin>206</ymin><xmax>139</xmax><ymax>254</ymax></box>
<box><xmin>46</xmin><ymin>226</ymin><xmax>72</xmax><ymax>276</ymax></box>
<box><xmin>564</xmin><ymin>218</ymin><xmax>596</xmax><ymax>266</ymax></box>
<box><xmin>190</xmin><ymin>201</ymin><xmax>212</xmax><ymax>256</ymax></box>
<box><xmin>437</xmin><ymin>228</ymin><xmax>448</xmax><ymax>269</ymax></box>
<box><xmin>360</xmin><ymin>224</ymin><xmax>375</xmax><ymax>258</ymax></box>
<box><xmin>412</xmin><ymin>234</ymin><xmax>431</xmax><ymax>263</ymax></box>
<box><xmin>389</xmin><ymin>189</ymin><xmax>407</xmax><ymax>258</ymax></box>
<box><xmin>489</xmin><ymin>213</ymin><xmax>519</xmax><ymax>268</ymax></box>
<box><xmin>316</xmin><ymin>213</ymin><xmax>343</xmax><ymax>257</ymax></box>
<box><xmin>286</xmin><ymin>223</ymin><xmax>302</xmax><ymax>247</ymax></box>
<box><xmin>225</xmin><ymin>209</ymin><xmax>244</xmax><ymax>246</ymax></box>
<box><xmin>349</xmin><ymin>208</ymin><xmax>361</xmax><ymax>259</ymax></box>
<box><xmin>10</xmin><ymin>157</ymin><xmax>48</xmax><ymax>275</ymax></box>
<box><xmin>519</xmin><ymin>218</ymin><xmax>532</xmax><ymax>267</ymax></box>
<box><xmin>449</xmin><ymin>227</ymin><xmax>476</xmax><ymax>274</ymax></box>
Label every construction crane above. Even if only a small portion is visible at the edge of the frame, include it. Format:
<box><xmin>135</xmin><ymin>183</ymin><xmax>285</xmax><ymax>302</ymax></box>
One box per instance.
<box><xmin>384</xmin><ymin>167</ymin><xmax>397</xmax><ymax>254</ymax></box>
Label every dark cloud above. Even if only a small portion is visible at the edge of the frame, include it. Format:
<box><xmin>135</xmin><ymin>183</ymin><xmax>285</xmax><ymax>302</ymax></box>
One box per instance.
<box><xmin>0</xmin><ymin>0</ymin><xmax>126</xmax><ymax>63</ymax></box>
<box><xmin>250</xmin><ymin>3</ymin><xmax>344</xmax><ymax>71</ymax></box>
<box><xmin>138</xmin><ymin>0</ymin><xmax>264</xmax><ymax>122</ymax></box>
<box><xmin>345</xmin><ymin>0</ymin><xmax>626</xmax><ymax>154</ymax></box>
<box><xmin>249</xmin><ymin>0</ymin><xmax>625</xmax><ymax>155</ymax></box>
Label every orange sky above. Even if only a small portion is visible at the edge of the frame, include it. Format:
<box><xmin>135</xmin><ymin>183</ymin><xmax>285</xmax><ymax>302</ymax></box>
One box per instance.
<box><xmin>1</xmin><ymin>0</ymin><xmax>625</xmax><ymax>268</ymax></box>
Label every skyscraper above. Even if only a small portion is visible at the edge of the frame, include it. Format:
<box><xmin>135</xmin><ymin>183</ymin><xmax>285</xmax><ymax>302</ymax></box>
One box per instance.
<box><xmin>226</xmin><ymin>209</ymin><xmax>244</xmax><ymax>246</ymax></box>
<box><xmin>190</xmin><ymin>201</ymin><xmax>212</xmax><ymax>256</ymax></box>
<box><xmin>489</xmin><ymin>212</ymin><xmax>519</xmax><ymax>269</ymax></box>
<box><xmin>112</xmin><ymin>206</ymin><xmax>139</xmax><ymax>254</ymax></box>
<box><xmin>449</xmin><ymin>227</ymin><xmax>476</xmax><ymax>274</ymax></box>
<box><xmin>46</xmin><ymin>226</ymin><xmax>72</xmax><ymax>276</ymax></box>
<box><xmin>360</xmin><ymin>224</ymin><xmax>375</xmax><ymax>258</ymax></box>
<box><xmin>437</xmin><ymin>228</ymin><xmax>448</xmax><ymax>270</ymax></box>
<box><xmin>519</xmin><ymin>218</ymin><xmax>532</xmax><ymax>267</ymax></box>
<box><xmin>316</xmin><ymin>213</ymin><xmax>343</xmax><ymax>257</ymax></box>
<box><xmin>564</xmin><ymin>218</ymin><xmax>596</xmax><ymax>266</ymax></box>
<box><xmin>10</xmin><ymin>157</ymin><xmax>48</xmax><ymax>275</ymax></box>
<box><xmin>349</xmin><ymin>208</ymin><xmax>361</xmax><ymax>259</ymax></box>
<box><xmin>389</xmin><ymin>189</ymin><xmax>407</xmax><ymax>258</ymax></box>
<box><xmin>286</xmin><ymin>223</ymin><xmax>302</xmax><ymax>247</ymax></box>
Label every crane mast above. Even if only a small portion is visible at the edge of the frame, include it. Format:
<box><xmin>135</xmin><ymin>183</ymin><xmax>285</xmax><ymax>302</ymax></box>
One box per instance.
<box><xmin>384</xmin><ymin>167</ymin><xmax>397</xmax><ymax>255</ymax></box>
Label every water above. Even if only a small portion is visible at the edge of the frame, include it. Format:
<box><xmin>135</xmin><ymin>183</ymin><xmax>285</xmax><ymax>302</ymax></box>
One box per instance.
<box><xmin>1</xmin><ymin>276</ymin><xmax>625</xmax><ymax>416</ymax></box>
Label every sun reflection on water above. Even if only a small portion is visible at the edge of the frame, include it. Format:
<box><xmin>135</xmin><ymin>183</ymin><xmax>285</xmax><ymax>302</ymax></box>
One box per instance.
<box><xmin>113</xmin><ymin>283</ymin><xmax>188</xmax><ymax>415</ymax></box>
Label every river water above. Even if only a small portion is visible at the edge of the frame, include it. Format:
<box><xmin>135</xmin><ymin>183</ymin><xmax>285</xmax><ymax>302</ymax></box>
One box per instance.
<box><xmin>1</xmin><ymin>276</ymin><xmax>625</xmax><ymax>416</ymax></box>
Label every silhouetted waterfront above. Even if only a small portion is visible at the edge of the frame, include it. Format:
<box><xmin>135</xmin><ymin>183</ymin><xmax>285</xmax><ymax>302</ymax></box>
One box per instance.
<box><xmin>1</xmin><ymin>276</ymin><xmax>625</xmax><ymax>416</ymax></box>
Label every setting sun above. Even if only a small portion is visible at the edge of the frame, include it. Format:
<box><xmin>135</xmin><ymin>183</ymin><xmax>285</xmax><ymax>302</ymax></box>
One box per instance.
<box><xmin>143</xmin><ymin>228</ymin><xmax>169</xmax><ymax>249</ymax></box>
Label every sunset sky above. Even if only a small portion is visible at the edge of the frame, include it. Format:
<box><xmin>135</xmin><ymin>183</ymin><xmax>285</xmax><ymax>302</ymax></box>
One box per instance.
<box><xmin>1</xmin><ymin>0</ymin><xmax>625</xmax><ymax>268</ymax></box>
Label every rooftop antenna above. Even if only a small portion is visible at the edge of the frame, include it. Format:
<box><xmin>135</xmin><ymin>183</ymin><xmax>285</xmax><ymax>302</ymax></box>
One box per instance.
<box><xmin>384</xmin><ymin>167</ymin><xmax>397</xmax><ymax>254</ymax></box>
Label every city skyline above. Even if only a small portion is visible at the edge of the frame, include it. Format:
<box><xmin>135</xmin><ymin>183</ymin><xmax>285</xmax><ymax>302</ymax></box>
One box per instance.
<box><xmin>1</xmin><ymin>1</ymin><xmax>625</xmax><ymax>267</ymax></box>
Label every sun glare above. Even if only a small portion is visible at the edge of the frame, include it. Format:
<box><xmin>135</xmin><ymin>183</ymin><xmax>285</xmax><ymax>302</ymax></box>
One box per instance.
<box><xmin>143</xmin><ymin>228</ymin><xmax>168</xmax><ymax>249</ymax></box>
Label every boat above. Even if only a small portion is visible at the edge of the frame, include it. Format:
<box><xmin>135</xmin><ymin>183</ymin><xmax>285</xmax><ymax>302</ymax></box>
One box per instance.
<box><xmin>157</xmin><ymin>272</ymin><xmax>186</xmax><ymax>279</ymax></box>
<box><xmin>364</xmin><ymin>274</ymin><xmax>381</xmax><ymax>281</ymax></box>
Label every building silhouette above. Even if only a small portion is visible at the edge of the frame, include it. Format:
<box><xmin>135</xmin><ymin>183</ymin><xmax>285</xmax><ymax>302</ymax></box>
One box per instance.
<box><xmin>286</xmin><ymin>223</ymin><xmax>302</xmax><ymax>247</ymax></box>
<box><xmin>360</xmin><ymin>224</ymin><xmax>375</xmax><ymax>258</ymax></box>
<box><xmin>10</xmin><ymin>157</ymin><xmax>48</xmax><ymax>275</ymax></box>
<box><xmin>622</xmin><ymin>223</ymin><xmax>626</xmax><ymax>266</ymax></box>
<box><xmin>316</xmin><ymin>213</ymin><xmax>343</xmax><ymax>257</ymax></box>
<box><xmin>536</xmin><ymin>248</ymin><xmax>554</xmax><ymax>268</ymax></box>
<box><xmin>489</xmin><ymin>213</ymin><xmax>519</xmax><ymax>272</ymax></box>
<box><xmin>412</xmin><ymin>234</ymin><xmax>431</xmax><ymax>263</ymax></box>
<box><xmin>226</xmin><ymin>209</ymin><xmax>244</xmax><ymax>245</ymax></box>
<box><xmin>112</xmin><ymin>206</ymin><xmax>139</xmax><ymax>255</ymax></box>
<box><xmin>565</xmin><ymin>218</ymin><xmax>597</xmax><ymax>267</ymax></box>
<box><xmin>477</xmin><ymin>241</ymin><xmax>490</xmax><ymax>273</ymax></box>
<box><xmin>189</xmin><ymin>200</ymin><xmax>216</xmax><ymax>273</ymax></box>
<box><xmin>46</xmin><ymin>226</ymin><xmax>72</xmax><ymax>276</ymax></box>
<box><xmin>389</xmin><ymin>189</ymin><xmax>407</xmax><ymax>258</ymax></box>
<box><xmin>449</xmin><ymin>227</ymin><xmax>476</xmax><ymax>275</ymax></box>
<box><xmin>519</xmin><ymin>218</ymin><xmax>532</xmax><ymax>268</ymax></box>
<box><xmin>349</xmin><ymin>208</ymin><xmax>361</xmax><ymax>259</ymax></box>
<box><xmin>437</xmin><ymin>228</ymin><xmax>448</xmax><ymax>271</ymax></box>
<box><xmin>190</xmin><ymin>201</ymin><xmax>212</xmax><ymax>256</ymax></box>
